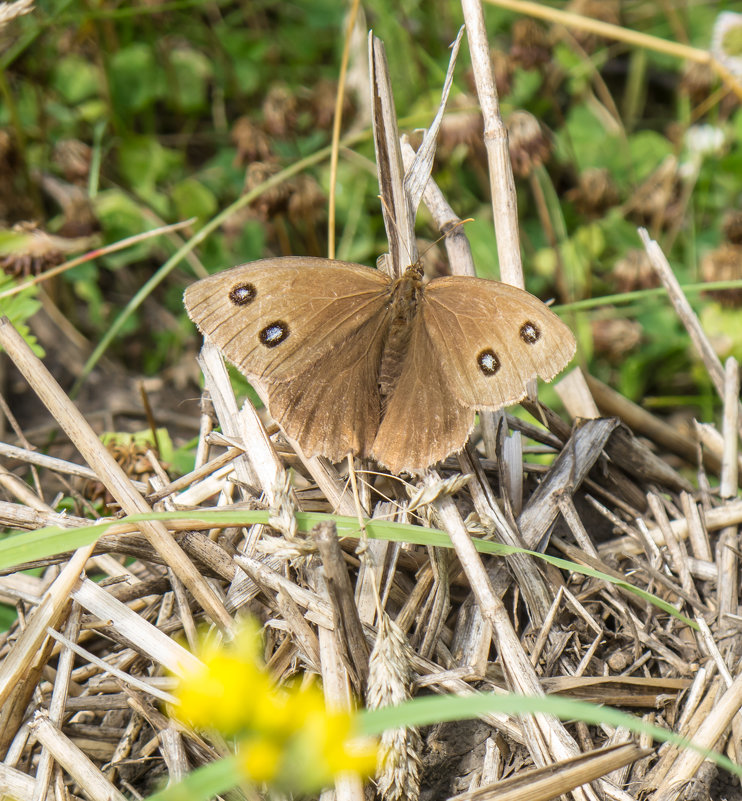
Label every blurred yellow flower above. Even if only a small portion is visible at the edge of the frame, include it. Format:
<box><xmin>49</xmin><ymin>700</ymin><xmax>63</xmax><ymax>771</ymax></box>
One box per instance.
<box><xmin>172</xmin><ymin>620</ymin><xmax>378</xmax><ymax>794</ymax></box>
<box><xmin>264</xmin><ymin>682</ymin><xmax>378</xmax><ymax>791</ymax></box>
<box><xmin>239</xmin><ymin>737</ymin><xmax>282</xmax><ymax>783</ymax></box>
<box><xmin>175</xmin><ymin>622</ymin><xmax>270</xmax><ymax>736</ymax></box>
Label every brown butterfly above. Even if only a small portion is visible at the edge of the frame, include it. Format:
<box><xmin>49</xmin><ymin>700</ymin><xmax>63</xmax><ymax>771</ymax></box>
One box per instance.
<box><xmin>184</xmin><ymin>257</ymin><xmax>576</xmax><ymax>473</ymax></box>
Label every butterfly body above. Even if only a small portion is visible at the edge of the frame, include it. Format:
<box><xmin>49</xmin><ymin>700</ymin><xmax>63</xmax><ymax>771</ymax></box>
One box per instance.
<box><xmin>378</xmin><ymin>264</ymin><xmax>425</xmax><ymax>404</ymax></box>
<box><xmin>184</xmin><ymin>257</ymin><xmax>576</xmax><ymax>473</ymax></box>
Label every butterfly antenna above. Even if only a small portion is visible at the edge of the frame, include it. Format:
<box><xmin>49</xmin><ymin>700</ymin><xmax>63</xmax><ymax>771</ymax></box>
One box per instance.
<box><xmin>417</xmin><ymin>217</ymin><xmax>474</xmax><ymax>266</ymax></box>
<box><xmin>378</xmin><ymin>192</ymin><xmax>473</xmax><ymax>276</ymax></box>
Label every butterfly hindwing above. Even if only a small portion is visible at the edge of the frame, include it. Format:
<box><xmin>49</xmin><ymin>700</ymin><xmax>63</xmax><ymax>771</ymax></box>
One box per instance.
<box><xmin>372</xmin><ymin>314</ymin><xmax>476</xmax><ymax>473</ymax></box>
<box><xmin>184</xmin><ymin>257</ymin><xmax>392</xmax><ymax>384</ymax></box>
<box><xmin>420</xmin><ymin>276</ymin><xmax>576</xmax><ymax>410</ymax></box>
<box><xmin>266</xmin><ymin>305</ymin><xmax>392</xmax><ymax>461</ymax></box>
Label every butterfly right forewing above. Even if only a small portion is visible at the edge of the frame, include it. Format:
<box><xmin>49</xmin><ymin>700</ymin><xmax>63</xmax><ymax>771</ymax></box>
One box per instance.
<box><xmin>421</xmin><ymin>276</ymin><xmax>576</xmax><ymax>410</ymax></box>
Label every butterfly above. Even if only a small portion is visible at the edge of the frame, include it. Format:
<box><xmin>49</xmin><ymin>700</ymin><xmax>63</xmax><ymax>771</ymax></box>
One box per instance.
<box><xmin>184</xmin><ymin>257</ymin><xmax>576</xmax><ymax>473</ymax></box>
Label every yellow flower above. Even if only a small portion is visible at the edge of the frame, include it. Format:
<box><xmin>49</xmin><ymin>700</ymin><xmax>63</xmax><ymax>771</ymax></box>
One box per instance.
<box><xmin>172</xmin><ymin>620</ymin><xmax>378</xmax><ymax>794</ymax></box>
<box><xmin>239</xmin><ymin>737</ymin><xmax>283</xmax><ymax>783</ymax></box>
<box><xmin>256</xmin><ymin>682</ymin><xmax>378</xmax><ymax>792</ymax></box>
<box><xmin>175</xmin><ymin>623</ymin><xmax>273</xmax><ymax>736</ymax></box>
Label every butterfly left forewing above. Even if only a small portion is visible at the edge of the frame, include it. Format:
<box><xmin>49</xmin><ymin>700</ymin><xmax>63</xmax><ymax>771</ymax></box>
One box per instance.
<box><xmin>185</xmin><ymin>256</ymin><xmax>395</xmax><ymax>463</ymax></box>
<box><xmin>421</xmin><ymin>276</ymin><xmax>576</xmax><ymax>410</ymax></box>
<box><xmin>184</xmin><ymin>257</ymin><xmax>391</xmax><ymax>384</ymax></box>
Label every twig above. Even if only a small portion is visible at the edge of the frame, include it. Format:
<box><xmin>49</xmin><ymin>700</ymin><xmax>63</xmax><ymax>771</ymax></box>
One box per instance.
<box><xmin>460</xmin><ymin>0</ymin><xmax>522</xmax><ymax>287</ymax></box>
<box><xmin>640</xmin><ymin>228</ymin><xmax>742</xmax><ymax>438</ymax></box>
<box><xmin>0</xmin><ymin>219</ymin><xmax>196</xmax><ymax>300</ymax></box>
<box><xmin>717</xmin><ymin>357</ymin><xmax>740</xmax><ymax>628</ymax></box>
<box><xmin>483</xmin><ymin>0</ymin><xmax>742</xmax><ymax>102</ymax></box>
<box><xmin>327</xmin><ymin>0</ymin><xmax>362</xmax><ymax>258</ymax></box>
<box><xmin>0</xmin><ymin>317</ymin><xmax>233</xmax><ymax>633</ymax></box>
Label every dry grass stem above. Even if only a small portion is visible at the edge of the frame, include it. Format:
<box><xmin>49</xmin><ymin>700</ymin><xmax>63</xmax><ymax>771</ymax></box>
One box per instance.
<box><xmin>640</xmin><ymin>229</ymin><xmax>742</xmax><ymax>437</ymax></box>
<box><xmin>460</xmin><ymin>0</ymin><xmax>522</xmax><ymax>287</ymax></box>
<box><xmin>0</xmin><ymin>0</ymin><xmax>33</xmax><ymax>28</ymax></box>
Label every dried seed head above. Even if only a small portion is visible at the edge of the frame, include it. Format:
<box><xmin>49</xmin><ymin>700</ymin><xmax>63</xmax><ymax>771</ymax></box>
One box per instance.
<box><xmin>563</xmin><ymin>0</ymin><xmax>621</xmax><ymax>52</ymax></box>
<box><xmin>287</xmin><ymin>174</ymin><xmax>326</xmax><ymax>227</ymax></box>
<box><xmin>610</xmin><ymin>249</ymin><xmax>659</xmax><ymax>294</ymax></box>
<box><xmin>52</xmin><ymin>139</ymin><xmax>92</xmax><ymax>185</ymax></box>
<box><xmin>626</xmin><ymin>156</ymin><xmax>682</xmax><ymax>227</ymax></box>
<box><xmin>86</xmin><ymin>435</ymin><xmax>156</xmax><ymax>513</ymax></box>
<box><xmin>309</xmin><ymin>79</ymin><xmax>355</xmax><ymax>130</ymax></box>
<box><xmin>701</xmin><ymin>243</ymin><xmax>742</xmax><ymax>308</ymax></box>
<box><xmin>592</xmin><ymin>318</ymin><xmax>643</xmax><ymax>362</ymax></box>
<box><xmin>0</xmin><ymin>0</ymin><xmax>33</xmax><ymax>28</ymax></box>
<box><xmin>463</xmin><ymin>511</ymin><xmax>495</xmax><ymax>538</ymax></box>
<box><xmin>564</xmin><ymin>167</ymin><xmax>619</xmax><ymax>217</ymax></box>
<box><xmin>723</xmin><ymin>211</ymin><xmax>742</xmax><ymax>244</ymax></box>
<box><xmin>406</xmin><ymin>473</ymin><xmax>471</xmax><ymax>514</ymax></box>
<box><xmin>232</xmin><ymin>116</ymin><xmax>274</xmax><ymax>164</ymax></box>
<box><xmin>491</xmin><ymin>49</ymin><xmax>513</xmax><ymax>98</ymax></box>
<box><xmin>377</xmin><ymin>727</ymin><xmax>422</xmax><ymax>801</ymax></box>
<box><xmin>368</xmin><ymin>611</ymin><xmax>421</xmax><ymax>801</ymax></box>
<box><xmin>463</xmin><ymin>49</ymin><xmax>512</xmax><ymax>101</ymax></box>
<box><xmin>263</xmin><ymin>84</ymin><xmax>298</xmax><ymax>138</ymax></box>
<box><xmin>0</xmin><ymin>129</ymin><xmax>11</xmax><ymax>161</ymax></box>
<box><xmin>507</xmin><ymin>110</ymin><xmax>551</xmax><ymax>177</ymax></box>
<box><xmin>438</xmin><ymin>99</ymin><xmax>484</xmax><ymax>162</ymax></box>
<box><xmin>510</xmin><ymin>18</ymin><xmax>552</xmax><ymax>70</ymax></box>
<box><xmin>0</xmin><ymin>223</ymin><xmax>65</xmax><ymax>277</ymax></box>
<box><xmin>244</xmin><ymin>161</ymin><xmax>291</xmax><ymax>219</ymax></box>
<box><xmin>268</xmin><ymin>474</ymin><xmax>298</xmax><ymax>541</ymax></box>
<box><xmin>679</xmin><ymin>61</ymin><xmax>715</xmax><ymax>105</ymax></box>
<box><xmin>39</xmin><ymin>174</ymin><xmax>99</xmax><ymax>238</ymax></box>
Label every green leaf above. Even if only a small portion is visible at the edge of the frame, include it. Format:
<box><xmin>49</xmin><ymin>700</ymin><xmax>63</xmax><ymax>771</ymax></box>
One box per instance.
<box><xmin>117</xmin><ymin>136</ymin><xmax>183</xmax><ymax>193</ymax></box>
<box><xmin>109</xmin><ymin>43</ymin><xmax>165</xmax><ymax>113</ymax></box>
<box><xmin>94</xmin><ymin>189</ymin><xmax>149</xmax><ymax>248</ymax></box>
<box><xmin>52</xmin><ymin>56</ymin><xmax>101</xmax><ymax>104</ymax></box>
<box><xmin>0</xmin><ymin>274</ymin><xmax>43</xmax><ymax>357</ymax></box>
<box><xmin>100</xmin><ymin>428</ymin><xmax>175</xmax><ymax>465</ymax></box>
<box><xmin>0</xmin><ymin>510</ymin><xmax>696</xmax><ymax>628</ymax></box>
<box><xmin>145</xmin><ymin>755</ymin><xmax>242</xmax><ymax>801</ymax></box>
<box><xmin>700</xmin><ymin>303</ymin><xmax>742</xmax><ymax>362</ymax></box>
<box><xmin>359</xmin><ymin>694</ymin><xmax>742</xmax><ymax>779</ymax></box>
<box><xmin>170</xmin><ymin>442</ymin><xmax>197</xmax><ymax>477</ymax></box>
<box><xmin>509</xmin><ymin>68</ymin><xmax>543</xmax><ymax>106</ymax></box>
<box><xmin>168</xmin><ymin>48</ymin><xmax>213</xmax><ymax>113</ymax></box>
<box><xmin>215</xmin><ymin>29</ymin><xmax>267</xmax><ymax>96</ymax></box>
<box><xmin>556</xmin><ymin>105</ymin><xmax>624</xmax><ymax>181</ymax></box>
<box><xmin>71</xmin><ymin>273</ymin><xmax>106</xmax><ymax>330</ymax></box>
<box><xmin>171</xmin><ymin>178</ymin><xmax>218</xmax><ymax>224</ymax></box>
<box><xmin>0</xmin><ymin>603</ymin><xmax>18</xmax><ymax>632</ymax></box>
<box><xmin>627</xmin><ymin>130</ymin><xmax>673</xmax><ymax>183</ymax></box>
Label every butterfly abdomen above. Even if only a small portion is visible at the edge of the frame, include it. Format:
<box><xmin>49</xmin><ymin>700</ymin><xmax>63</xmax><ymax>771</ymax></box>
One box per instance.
<box><xmin>378</xmin><ymin>267</ymin><xmax>425</xmax><ymax>407</ymax></box>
